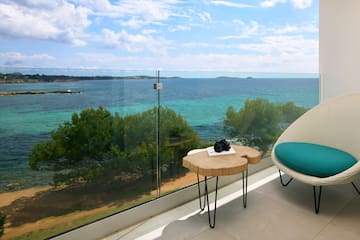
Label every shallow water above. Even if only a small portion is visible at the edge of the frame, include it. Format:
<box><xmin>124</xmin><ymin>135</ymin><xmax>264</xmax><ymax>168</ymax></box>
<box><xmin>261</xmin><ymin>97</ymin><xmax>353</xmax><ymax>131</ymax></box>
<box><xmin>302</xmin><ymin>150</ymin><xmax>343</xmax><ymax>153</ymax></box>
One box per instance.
<box><xmin>0</xmin><ymin>77</ymin><xmax>319</xmax><ymax>191</ymax></box>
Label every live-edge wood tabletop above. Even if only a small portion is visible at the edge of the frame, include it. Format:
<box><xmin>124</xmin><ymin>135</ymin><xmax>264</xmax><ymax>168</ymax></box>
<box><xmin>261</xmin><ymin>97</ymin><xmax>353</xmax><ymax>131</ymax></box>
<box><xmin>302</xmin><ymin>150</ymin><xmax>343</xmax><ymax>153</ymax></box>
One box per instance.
<box><xmin>182</xmin><ymin>145</ymin><xmax>261</xmax><ymax>176</ymax></box>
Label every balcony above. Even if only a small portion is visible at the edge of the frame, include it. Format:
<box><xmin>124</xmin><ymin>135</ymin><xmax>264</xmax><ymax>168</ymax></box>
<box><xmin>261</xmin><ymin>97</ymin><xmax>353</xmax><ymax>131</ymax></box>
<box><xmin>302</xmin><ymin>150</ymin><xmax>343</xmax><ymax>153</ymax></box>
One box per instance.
<box><xmin>2</xmin><ymin>1</ymin><xmax>360</xmax><ymax>239</ymax></box>
<box><xmin>0</xmin><ymin>72</ymin><xmax>319</xmax><ymax>240</ymax></box>
<box><xmin>0</xmin><ymin>67</ymin><xmax>358</xmax><ymax>239</ymax></box>
<box><xmin>105</xmin><ymin>165</ymin><xmax>360</xmax><ymax>240</ymax></box>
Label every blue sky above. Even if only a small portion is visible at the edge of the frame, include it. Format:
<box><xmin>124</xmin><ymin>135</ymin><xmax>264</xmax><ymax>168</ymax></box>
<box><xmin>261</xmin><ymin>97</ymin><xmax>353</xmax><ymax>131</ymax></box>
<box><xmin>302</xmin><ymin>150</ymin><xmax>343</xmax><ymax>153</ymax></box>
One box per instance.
<box><xmin>0</xmin><ymin>0</ymin><xmax>318</xmax><ymax>73</ymax></box>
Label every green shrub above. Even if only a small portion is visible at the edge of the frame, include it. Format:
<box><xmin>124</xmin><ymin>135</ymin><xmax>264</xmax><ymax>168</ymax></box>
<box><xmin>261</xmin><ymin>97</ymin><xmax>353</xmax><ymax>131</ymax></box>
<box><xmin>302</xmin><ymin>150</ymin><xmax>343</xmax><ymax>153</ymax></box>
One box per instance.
<box><xmin>224</xmin><ymin>98</ymin><xmax>307</xmax><ymax>154</ymax></box>
<box><xmin>29</xmin><ymin>107</ymin><xmax>200</xmax><ymax>186</ymax></box>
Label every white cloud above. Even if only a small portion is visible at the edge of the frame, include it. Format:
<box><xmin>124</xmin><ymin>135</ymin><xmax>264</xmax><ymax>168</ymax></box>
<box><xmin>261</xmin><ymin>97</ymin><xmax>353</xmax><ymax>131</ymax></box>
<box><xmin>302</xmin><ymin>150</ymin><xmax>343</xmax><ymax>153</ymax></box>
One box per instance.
<box><xmin>118</xmin><ymin>17</ymin><xmax>149</xmax><ymax>29</ymax></box>
<box><xmin>76</xmin><ymin>0</ymin><xmax>179</xmax><ymax>27</ymax></box>
<box><xmin>182</xmin><ymin>42</ymin><xmax>211</xmax><ymax>48</ymax></box>
<box><xmin>291</xmin><ymin>0</ymin><xmax>312</xmax><ymax>9</ymax></box>
<box><xmin>0</xmin><ymin>0</ymin><xmax>317</xmax><ymax>73</ymax></box>
<box><xmin>99</xmin><ymin>2</ymin><xmax>212</xmax><ymax>29</ymax></box>
<box><xmin>260</xmin><ymin>0</ymin><xmax>312</xmax><ymax>9</ymax></box>
<box><xmin>179</xmin><ymin>34</ymin><xmax>317</xmax><ymax>72</ymax></box>
<box><xmin>239</xmin><ymin>35</ymin><xmax>318</xmax><ymax>55</ymax></box>
<box><xmin>65</xmin><ymin>53</ymin><xmax>161</xmax><ymax>70</ymax></box>
<box><xmin>210</xmin><ymin>1</ymin><xmax>255</xmax><ymax>8</ymax></box>
<box><xmin>232</xmin><ymin>19</ymin><xmax>245</xmax><ymax>25</ymax></box>
<box><xmin>56</xmin><ymin>51</ymin><xmax>318</xmax><ymax>73</ymax></box>
<box><xmin>186</xmin><ymin>34</ymin><xmax>317</xmax><ymax>55</ymax></box>
<box><xmin>197</xmin><ymin>11</ymin><xmax>212</xmax><ymax>23</ymax></box>
<box><xmin>168</xmin><ymin>25</ymin><xmax>192</xmax><ymax>32</ymax></box>
<box><xmin>272</xmin><ymin>25</ymin><xmax>299</xmax><ymax>34</ymax></box>
<box><xmin>101</xmin><ymin>29</ymin><xmax>170</xmax><ymax>54</ymax></box>
<box><xmin>260</xmin><ymin>0</ymin><xmax>286</xmax><ymax>8</ymax></box>
<box><xmin>271</xmin><ymin>23</ymin><xmax>318</xmax><ymax>34</ymax></box>
<box><xmin>11</xmin><ymin>0</ymin><xmax>60</xmax><ymax>9</ymax></box>
<box><xmin>77</xmin><ymin>52</ymin><xmax>121</xmax><ymax>63</ymax></box>
<box><xmin>0</xmin><ymin>1</ymin><xmax>91</xmax><ymax>46</ymax></box>
<box><xmin>149</xmin><ymin>52</ymin><xmax>317</xmax><ymax>73</ymax></box>
<box><xmin>141</xmin><ymin>29</ymin><xmax>159</xmax><ymax>35</ymax></box>
<box><xmin>218</xmin><ymin>20</ymin><xmax>317</xmax><ymax>40</ymax></box>
<box><xmin>0</xmin><ymin>52</ymin><xmax>55</xmax><ymax>66</ymax></box>
<box><xmin>218</xmin><ymin>20</ymin><xmax>261</xmax><ymax>39</ymax></box>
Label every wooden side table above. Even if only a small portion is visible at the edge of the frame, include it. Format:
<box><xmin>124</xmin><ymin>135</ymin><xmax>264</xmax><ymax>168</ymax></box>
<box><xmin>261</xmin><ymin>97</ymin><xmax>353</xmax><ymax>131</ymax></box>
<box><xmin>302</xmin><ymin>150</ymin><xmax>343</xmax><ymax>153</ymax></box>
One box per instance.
<box><xmin>183</xmin><ymin>145</ymin><xmax>261</xmax><ymax>228</ymax></box>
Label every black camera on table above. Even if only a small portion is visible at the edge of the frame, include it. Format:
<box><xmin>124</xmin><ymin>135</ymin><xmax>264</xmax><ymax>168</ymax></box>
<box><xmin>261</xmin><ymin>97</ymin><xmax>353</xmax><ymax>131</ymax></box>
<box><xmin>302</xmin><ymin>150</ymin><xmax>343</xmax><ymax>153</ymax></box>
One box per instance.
<box><xmin>214</xmin><ymin>139</ymin><xmax>231</xmax><ymax>153</ymax></box>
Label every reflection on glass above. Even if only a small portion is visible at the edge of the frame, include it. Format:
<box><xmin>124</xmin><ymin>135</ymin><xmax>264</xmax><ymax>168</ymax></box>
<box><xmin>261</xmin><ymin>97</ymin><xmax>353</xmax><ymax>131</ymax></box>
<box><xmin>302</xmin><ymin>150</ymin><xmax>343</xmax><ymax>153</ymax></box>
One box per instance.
<box><xmin>159</xmin><ymin>74</ymin><xmax>319</xmax><ymax>196</ymax></box>
<box><xmin>0</xmin><ymin>70</ymin><xmax>319</xmax><ymax>239</ymax></box>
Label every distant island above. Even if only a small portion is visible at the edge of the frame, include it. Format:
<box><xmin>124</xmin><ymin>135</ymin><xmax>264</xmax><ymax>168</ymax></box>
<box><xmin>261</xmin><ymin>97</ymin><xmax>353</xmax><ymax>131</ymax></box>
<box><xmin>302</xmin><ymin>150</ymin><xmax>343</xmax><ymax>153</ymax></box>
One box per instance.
<box><xmin>216</xmin><ymin>76</ymin><xmax>253</xmax><ymax>79</ymax></box>
<box><xmin>0</xmin><ymin>73</ymin><xmax>181</xmax><ymax>84</ymax></box>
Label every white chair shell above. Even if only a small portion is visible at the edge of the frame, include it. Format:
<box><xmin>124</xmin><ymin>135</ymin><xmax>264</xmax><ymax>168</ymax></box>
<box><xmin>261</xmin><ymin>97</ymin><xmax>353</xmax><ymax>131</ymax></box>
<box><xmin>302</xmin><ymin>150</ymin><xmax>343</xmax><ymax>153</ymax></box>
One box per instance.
<box><xmin>271</xmin><ymin>93</ymin><xmax>360</xmax><ymax>186</ymax></box>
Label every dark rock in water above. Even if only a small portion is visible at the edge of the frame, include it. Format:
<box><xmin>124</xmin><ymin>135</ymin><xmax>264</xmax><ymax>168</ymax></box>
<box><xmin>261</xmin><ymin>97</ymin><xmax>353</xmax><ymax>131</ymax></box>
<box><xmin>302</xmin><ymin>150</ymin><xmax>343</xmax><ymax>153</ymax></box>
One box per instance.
<box><xmin>5</xmin><ymin>182</ymin><xmax>20</xmax><ymax>191</ymax></box>
<box><xmin>0</xmin><ymin>90</ymin><xmax>81</xmax><ymax>95</ymax></box>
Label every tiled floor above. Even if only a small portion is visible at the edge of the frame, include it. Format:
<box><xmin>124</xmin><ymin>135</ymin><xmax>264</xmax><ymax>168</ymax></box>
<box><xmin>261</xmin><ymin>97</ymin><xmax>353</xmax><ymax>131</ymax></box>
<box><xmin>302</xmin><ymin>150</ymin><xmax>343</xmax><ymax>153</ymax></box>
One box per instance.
<box><xmin>106</xmin><ymin>167</ymin><xmax>360</xmax><ymax>240</ymax></box>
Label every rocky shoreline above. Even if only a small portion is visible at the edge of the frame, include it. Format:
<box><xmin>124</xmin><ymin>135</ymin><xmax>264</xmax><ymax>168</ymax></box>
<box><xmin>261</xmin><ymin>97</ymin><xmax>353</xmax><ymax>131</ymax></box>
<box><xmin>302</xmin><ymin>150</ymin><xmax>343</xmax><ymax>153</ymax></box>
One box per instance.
<box><xmin>0</xmin><ymin>90</ymin><xmax>81</xmax><ymax>95</ymax></box>
<box><xmin>0</xmin><ymin>73</ymin><xmax>181</xmax><ymax>84</ymax></box>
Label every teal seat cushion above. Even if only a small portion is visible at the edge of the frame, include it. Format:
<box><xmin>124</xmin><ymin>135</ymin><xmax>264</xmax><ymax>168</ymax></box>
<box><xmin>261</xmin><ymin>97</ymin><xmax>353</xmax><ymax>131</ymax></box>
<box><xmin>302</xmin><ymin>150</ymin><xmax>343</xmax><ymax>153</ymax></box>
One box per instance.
<box><xmin>275</xmin><ymin>142</ymin><xmax>357</xmax><ymax>178</ymax></box>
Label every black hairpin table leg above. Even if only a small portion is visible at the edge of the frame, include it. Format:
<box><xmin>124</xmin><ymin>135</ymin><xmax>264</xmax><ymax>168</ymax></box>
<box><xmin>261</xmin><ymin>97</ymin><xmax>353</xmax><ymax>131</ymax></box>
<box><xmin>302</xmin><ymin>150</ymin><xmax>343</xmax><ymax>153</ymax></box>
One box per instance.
<box><xmin>242</xmin><ymin>167</ymin><xmax>248</xmax><ymax>208</ymax></box>
<box><xmin>204</xmin><ymin>176</ymin><xmax>218</xmax><ymax>228</ymax></box>
<box><xmin>196</xmin><ymin>167</ymin><xmax>249</xmax><ymax>228</ymax></box>
<box><xmin>196</xmin><ymin>174</ymin><xmax>219</xmax><ymax>228</ymax></box>
<box><xmin>197</xmin><ymin>173</ymin><xmax>207</xmax><ymax>211</ymax></box>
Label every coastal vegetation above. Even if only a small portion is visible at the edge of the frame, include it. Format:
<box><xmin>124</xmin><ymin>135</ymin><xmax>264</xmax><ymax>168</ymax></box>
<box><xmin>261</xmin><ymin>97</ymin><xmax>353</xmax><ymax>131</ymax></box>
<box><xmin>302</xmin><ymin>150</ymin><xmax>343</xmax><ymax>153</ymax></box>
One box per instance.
<box><xmin>0</xmin><ymin>100</ymin><xmax>308</xmax><ymax>239</ymax></box>
<box><xmin>29</xmin><ymin>106</ymin><xmax>200</xmax><ymax>186</ymax></box>
<box><xmin>0</xmin><ymin>90</ymin><xmax>81</xmax><ymax>95</ymax></box>
<box><xmin>0</xmin><ymin>73</ymin><xmax>180</xmax><ymax>84</ymax></box>
<box><xmin>28</xmin><ymin>100</ymin><xmax>306</xmax><ymax>186</ymax></box>
<box><xmin>224</xmin><ymin>98</ymin><xmax>307</xmax><ymax>154</ymax></box>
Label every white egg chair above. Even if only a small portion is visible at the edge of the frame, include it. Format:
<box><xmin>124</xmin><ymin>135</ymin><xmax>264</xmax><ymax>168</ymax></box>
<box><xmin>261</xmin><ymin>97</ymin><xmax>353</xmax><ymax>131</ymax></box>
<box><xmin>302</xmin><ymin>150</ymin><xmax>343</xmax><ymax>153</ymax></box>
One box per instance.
<box><xmin>271</xmin><ymin>93</ymin><xmax>360</xmax><ymax>213</ymax></box>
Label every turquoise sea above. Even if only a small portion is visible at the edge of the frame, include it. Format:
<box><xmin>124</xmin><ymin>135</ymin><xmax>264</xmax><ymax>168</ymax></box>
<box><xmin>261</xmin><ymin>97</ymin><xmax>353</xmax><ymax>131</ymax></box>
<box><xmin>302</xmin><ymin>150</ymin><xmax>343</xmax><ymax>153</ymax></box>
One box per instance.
<box><xmin>0</xmin><ymin>68</ymin><xmax>319</xmax><ymax>191</ymax></box>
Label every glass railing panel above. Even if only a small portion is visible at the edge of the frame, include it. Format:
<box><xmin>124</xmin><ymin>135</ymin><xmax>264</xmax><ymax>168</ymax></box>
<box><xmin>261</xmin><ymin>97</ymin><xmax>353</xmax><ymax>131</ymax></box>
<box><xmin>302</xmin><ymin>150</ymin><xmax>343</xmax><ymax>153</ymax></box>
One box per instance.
<box><xmin>0</xmin><ymin>68</ymin><xmax>320</xmax><ymax>239</ymax></box>
<box><xmin>0</xmin><ymin>69</ymin><xmax>157</xmax><ymax>239</ymax></box>
<box><xmin>158</xmin><ymin>71</ymin><xmax>320</xmax><ymax>195</ymax></box>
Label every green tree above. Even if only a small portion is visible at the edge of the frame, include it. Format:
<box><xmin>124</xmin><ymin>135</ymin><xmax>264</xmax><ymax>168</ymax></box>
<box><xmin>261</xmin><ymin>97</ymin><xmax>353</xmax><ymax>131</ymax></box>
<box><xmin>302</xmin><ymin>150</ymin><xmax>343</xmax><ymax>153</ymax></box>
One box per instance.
<box><xmin>158</xmin><ymin>108</ymin><xmax>200</xmax><ymax>174</ymax></box>
<box><xmin>119</xmin><ymin>107</ymin><xmax>200</xmax><ymax>177</ymax></box>
<box><xmin>29</xmin><ymin>107</ymin><xmax>115</xmax><ymax>185</ymax></box>
<box><xmin>29</xmin><ymin>107</ymin><xmax>199</xmax><ymax>186</ymax></box>
<box><xmin>224</xmin><ymin>98</ymin><xmax>307</xmax><ymax>154</ymax></box>
<box><xmin>277</xmin><ymin>101</ymin><xmax>307</xmax><ymax>123</ymax></box>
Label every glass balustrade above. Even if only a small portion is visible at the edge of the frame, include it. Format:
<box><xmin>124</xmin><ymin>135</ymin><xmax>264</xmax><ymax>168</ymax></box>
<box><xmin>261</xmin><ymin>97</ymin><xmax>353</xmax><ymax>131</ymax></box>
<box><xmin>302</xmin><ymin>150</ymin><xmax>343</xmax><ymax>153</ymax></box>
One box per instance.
<box><xmin>0</xmin><ymin>69</ymin><xmax>319</xmax><ymax>240</ymax></box>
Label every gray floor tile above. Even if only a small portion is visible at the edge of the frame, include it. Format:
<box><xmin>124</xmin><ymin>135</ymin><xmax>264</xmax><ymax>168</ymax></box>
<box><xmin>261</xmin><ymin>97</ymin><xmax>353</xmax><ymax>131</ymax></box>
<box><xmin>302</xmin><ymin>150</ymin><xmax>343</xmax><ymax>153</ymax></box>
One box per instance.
<box><xmin>155</xmin><ymin>178</ymin><xmax>359</xmax><ymax>240</ymax></box>
<box><xmin>314</xmin><ymin>223</ymin><xmax>360</xmax><ymax>240</ymax></box>
<box><xmin>328</xmin><ymin>196</ymin><xmax>360</xmax><ymax>235</ymax></box>
<box><xmin>109</xmin><ymin>170</ymin><xmax>360</xmax><ymax>240</ymax></box>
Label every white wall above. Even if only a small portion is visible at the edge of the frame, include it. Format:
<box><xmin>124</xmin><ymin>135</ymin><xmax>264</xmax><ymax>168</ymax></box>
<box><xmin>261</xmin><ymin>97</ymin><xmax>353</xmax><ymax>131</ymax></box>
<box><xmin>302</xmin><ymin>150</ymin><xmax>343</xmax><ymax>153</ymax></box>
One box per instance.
<box><xmin>320</xmin><ymin>0</ymin><xmax>360</xmax><ymax>100</ymax></box>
